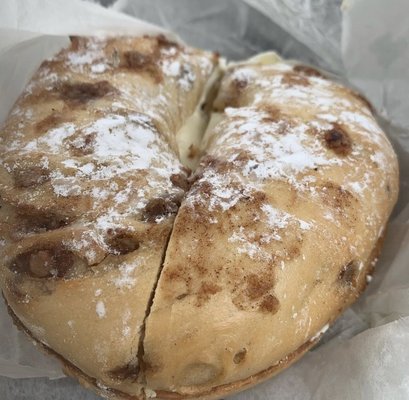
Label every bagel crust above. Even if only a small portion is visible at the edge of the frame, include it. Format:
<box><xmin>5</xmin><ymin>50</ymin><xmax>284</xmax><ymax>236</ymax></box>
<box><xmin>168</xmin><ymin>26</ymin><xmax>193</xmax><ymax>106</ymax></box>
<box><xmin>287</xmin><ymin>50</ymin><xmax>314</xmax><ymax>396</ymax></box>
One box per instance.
<box><xmin>0</xmin><ymin>37</ymin><xmax>398</xmax><ymax>400</ymax></box>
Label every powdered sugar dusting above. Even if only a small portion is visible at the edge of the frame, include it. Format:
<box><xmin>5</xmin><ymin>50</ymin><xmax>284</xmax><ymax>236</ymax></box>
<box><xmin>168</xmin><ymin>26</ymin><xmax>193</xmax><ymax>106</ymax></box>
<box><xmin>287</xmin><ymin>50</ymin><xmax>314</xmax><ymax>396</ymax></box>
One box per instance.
<box><xmin>65</xmin><ymin>38</ymin><xmax>106</xmax><ymax>73</ymax></box>
<box><xmin>161</xmin><ymin>45</ymin><xmax>213</xmax><ymax>92</ymax></box>
<box><xmin>183</xmin><ymin>60</ymin><xmax>395</xmax><ymax>266</ymax></box>
<box><xmin>219</xmin><ymin>107</ymin><xmax>342</xmax><ymax>183</ymax></box>
<box><xmin>113</xmin><ymin>261</ymin><xmax>139</xmax><ymax>289</ymax></box>
<box><xmin>91</xmin><ymin>63</ymin><xmax>107</xmax><ymax>74</ymax></box>
<box><xmin>50</xmin><ymin>170</ymin><xmax>82</xmax><ymax>197</ymax></box>
<box><xmin>228</xmin><ymin>227</ymin><xmax>273</xmax><ymax>260</ymax></box>
<box><xmin>25</xmin><ymin>111</ymin><xmax>186</xmax><ymax>223</ymax></box>
<box><xmin>25</xmin><ymin>123</ymin><xmax>76</xmax><ymax>153</ymax></box>
<box><xmin>0</xmin><ymin>35</ymin><xmax>217</xmax><ymax>255</ymax></box>
<box><xmin>162</xmin><ymin>59</ymin><xmax>181</xmax><ymax>77</ymax></box>
<box><xmin>262</xmin><ymin>204</ymin><xmax>311</xmax><ymax>231</ymax></box>
<box><xmin>96</xmin><ymin>301</ymin><xmax>106</xmax><ymax>319</ymax></box>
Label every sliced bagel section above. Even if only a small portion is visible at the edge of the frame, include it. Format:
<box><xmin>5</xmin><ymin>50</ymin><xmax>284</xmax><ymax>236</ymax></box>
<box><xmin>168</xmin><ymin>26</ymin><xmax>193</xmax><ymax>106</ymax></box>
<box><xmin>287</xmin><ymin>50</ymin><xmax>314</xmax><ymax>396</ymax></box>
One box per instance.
<box><xmin>0</xmin><ymin>35</ymin><xmax>219</xmax><ymax>397</ymax></box>
<box><xmin>142</xmin><ymin>61</ymin><xmax>398</xmax><ymax>396</ymax></box>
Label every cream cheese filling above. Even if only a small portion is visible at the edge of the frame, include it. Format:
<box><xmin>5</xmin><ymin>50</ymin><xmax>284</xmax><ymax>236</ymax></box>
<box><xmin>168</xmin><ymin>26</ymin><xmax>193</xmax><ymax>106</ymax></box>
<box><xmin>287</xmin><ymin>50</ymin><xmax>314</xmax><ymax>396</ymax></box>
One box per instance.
<box><xmin>176</xmin><ymin>63</ymin><xmax>224</xmax><ymax>170</ymax></box>
<box><xmin>230</xmin><ymin>50</ymin><xmax>282</xmax><ymax>67</ymax></box>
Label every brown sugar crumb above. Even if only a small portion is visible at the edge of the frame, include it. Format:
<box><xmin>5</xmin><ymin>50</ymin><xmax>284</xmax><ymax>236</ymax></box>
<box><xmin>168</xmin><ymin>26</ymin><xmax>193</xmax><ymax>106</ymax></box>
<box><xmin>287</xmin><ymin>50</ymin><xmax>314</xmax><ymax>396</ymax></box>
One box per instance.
<box><xmin>323</xmin><ymin>124</ymin><xmax>352</xmax><ymax>156</ymax></box>
<box><xmin>9</xmin><ymin>246</ymin><xmax>87</xmax><ymax>279</ymax></box>
<box><xmin>233</xmin><ymin>150</ymin><xmax>252</xmax><ymax>164</ymax></box>
<box><xmin>106</xmin><ymin>230</ymin><xmax>140</xmax><ymax>255</ymax></box>
<box><xmin>320</xmin><ymin>182</ymin><xmax>355</xmax><ymax>210</ymax></box>
<box><xmin>286</xmin><ymin>242</ymin><xmax>301</xmax><ymax>260</ymax></box>
<box><xmin>170</xmin><ymin>173</ymin><xmax>190</xmax><ymax>191</ymax></box>
<box><xmin>260</xmin><ymin>104</ymin><xmax>282</xmax><ymax>123</ymax></box>
<box><xmin>12</xmin><ymin>166</ymin><xmax>50</xmax><ymax>188</ymax></box>
<box><xmin>163</xmin><ymin>266</ymin><xmax>187</xmax><ymax>284</ymax></box>
<box><xmin>259</xmin><ymin>294</ymin><xmax>280</xmax><ymax>313</ymax></box>
<box><xmin>118</xmin><ymin>35</ymin><xmax>181</xmax><ymax>81</ymax></box>
<box><xmin>122</xmin><ymin>51</ymin><xmax>153</xmax><ymax>69</ymax></box>
<box><xmin>67</xmin><ymin>132</ymin><xmax>96</xmax><ymax>156</ymax></box>
<box><xmin>281</xmin><ymin>72</ymin><xmax>310</xmax><ymax>87</ymax></box>
<box><xmin>245</xmin><ymin>273</ymin><xmax>275</xmax><ymax>300</ymax></box>
<box><xmin>196</xmin><ymin>282</ymin><xmax>221</xmax><ymax>305</ymax></box>
<box><xmin>191</xmin><ymin>180</ymin><xmax>213</xmax><ymax>198</ymax></box>
<box><xmin>250</xmin><ymin>191</ymin><xmax>267</xmax><ymax>204</ymax></box>
<box><xmin>293</xmin><ymin>65</ymin><xmax>325</xmax><ymax>78</ymax></box>
<box><xmin>35</xmin><ymin>113</ymin><xmax>66</xmax><ymax>134</ymax></box>
<box><xmin>121</xmin><ymin>49</ymin><xmax>163</xmax><ymax>82</ymax></box>
<box><xmin>339</xmin><ymin>260</ymin><xmax>358</xmax><ymax>287</ymax></box>
<box><xmin>16</xmin><ymin>208</ymin><xmax>70</xmax><ymax>232</ymax></box>
<box><xmin>200</xmin><ymin>155</ymin><xmax>233</xmax><ymax>174</ymax></box>
<box><xmin>142</xmin><ymin>195</ymin><xmax>181</xmax><ymax>223</ymax></box>
<box><xmin>259</xmin><ymin>104</ymin><xmax>291</xmax><ymax>135</ymax></box>
<box><xmin>228</xmin><ymin>76</ymin><xmax>249</xmax><ymax>106</ymax></box>
<box><xmin>60</xmin><ymin>81</ymin><xmax>117</xmax><ymax>104</ymax></box>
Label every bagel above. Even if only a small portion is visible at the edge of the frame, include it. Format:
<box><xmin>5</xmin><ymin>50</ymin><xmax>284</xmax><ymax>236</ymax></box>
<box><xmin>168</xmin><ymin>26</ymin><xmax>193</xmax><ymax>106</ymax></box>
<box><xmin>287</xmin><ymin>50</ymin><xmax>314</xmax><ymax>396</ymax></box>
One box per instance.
<box><xmin>0</xmin><ymin>36</ymin><xmax>398</xmax><ymax>400</ymax></box>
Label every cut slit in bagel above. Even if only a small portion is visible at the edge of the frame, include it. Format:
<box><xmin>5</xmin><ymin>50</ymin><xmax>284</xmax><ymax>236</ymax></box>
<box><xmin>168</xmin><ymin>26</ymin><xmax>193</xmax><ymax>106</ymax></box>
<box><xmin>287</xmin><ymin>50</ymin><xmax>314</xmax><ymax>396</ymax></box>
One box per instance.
<box><xmin>0</xmin><ymin>36</ymin><xmax>399</xmax><ymax>400</ymax></box>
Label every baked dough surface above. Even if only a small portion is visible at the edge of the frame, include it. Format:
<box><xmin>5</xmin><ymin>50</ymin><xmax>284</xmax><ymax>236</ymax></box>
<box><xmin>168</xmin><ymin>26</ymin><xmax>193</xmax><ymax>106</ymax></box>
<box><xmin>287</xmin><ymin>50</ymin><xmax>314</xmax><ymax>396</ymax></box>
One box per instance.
<box><xmin>0</xmin><ymin>37</ymin><xmax>398</xmax><ymax>399</ymax></box>
<box><xmin>0</xmin><ymin>35</ymin><xmax>218</xmax><ymax>397</ymax></box>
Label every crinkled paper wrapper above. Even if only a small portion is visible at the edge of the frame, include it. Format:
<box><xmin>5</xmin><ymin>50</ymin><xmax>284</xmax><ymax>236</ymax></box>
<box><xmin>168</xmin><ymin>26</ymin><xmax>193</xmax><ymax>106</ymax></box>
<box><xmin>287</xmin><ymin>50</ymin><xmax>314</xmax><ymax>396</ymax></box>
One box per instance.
<box><xmin>1</xmin><ymin>0</ymin><xmax>409</xmax><ymax>398</ymax></box>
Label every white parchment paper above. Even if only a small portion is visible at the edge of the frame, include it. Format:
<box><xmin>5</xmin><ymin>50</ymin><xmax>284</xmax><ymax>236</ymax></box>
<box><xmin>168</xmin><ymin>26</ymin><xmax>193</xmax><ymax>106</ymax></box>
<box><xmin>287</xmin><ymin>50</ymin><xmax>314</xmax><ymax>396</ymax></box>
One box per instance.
<box><xmin>1</xmin><ymin>0</ymin><xmax>409</xmax><ymax>398</ymax></box>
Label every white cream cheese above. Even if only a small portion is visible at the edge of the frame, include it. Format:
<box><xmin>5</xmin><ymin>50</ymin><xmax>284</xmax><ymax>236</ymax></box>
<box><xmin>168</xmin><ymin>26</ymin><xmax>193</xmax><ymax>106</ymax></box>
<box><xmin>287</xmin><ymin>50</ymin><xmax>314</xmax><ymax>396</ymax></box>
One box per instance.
<box><xmin>176</xmin><ymin>63</ymin><xmax>223</xmax><ymax>169</ymax></box>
